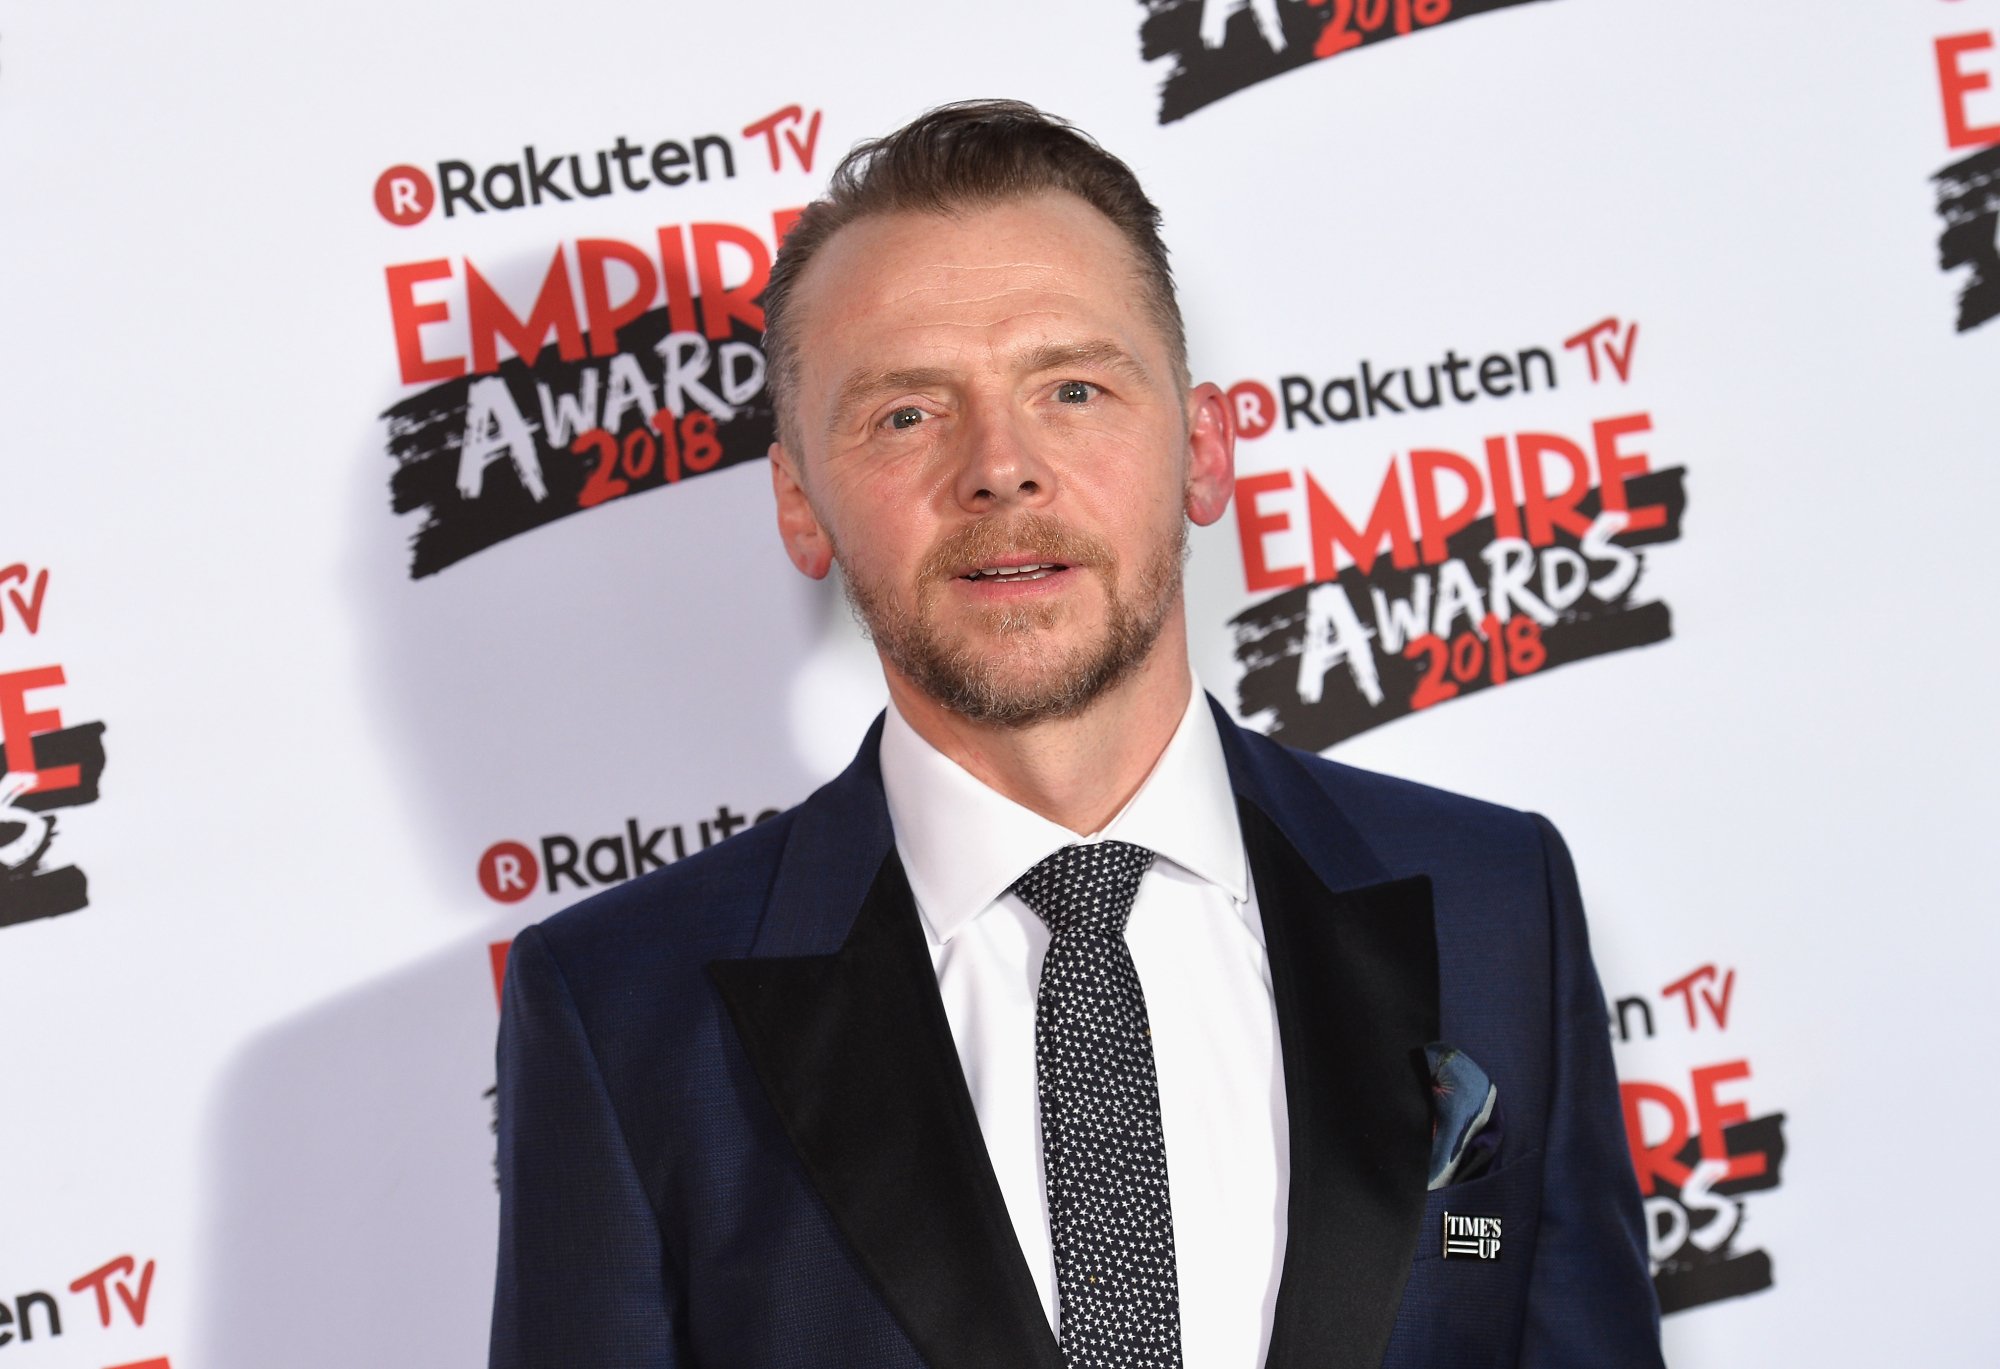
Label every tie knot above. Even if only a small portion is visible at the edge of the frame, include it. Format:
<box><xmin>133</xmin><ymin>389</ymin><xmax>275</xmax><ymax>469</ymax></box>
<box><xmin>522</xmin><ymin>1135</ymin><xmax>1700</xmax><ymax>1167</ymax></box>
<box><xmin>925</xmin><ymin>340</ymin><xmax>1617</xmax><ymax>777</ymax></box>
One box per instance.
<box><xmin>1011</xmin><ymin>840</ymin><xmax>1155</xmax><ymax>939</ymax></box>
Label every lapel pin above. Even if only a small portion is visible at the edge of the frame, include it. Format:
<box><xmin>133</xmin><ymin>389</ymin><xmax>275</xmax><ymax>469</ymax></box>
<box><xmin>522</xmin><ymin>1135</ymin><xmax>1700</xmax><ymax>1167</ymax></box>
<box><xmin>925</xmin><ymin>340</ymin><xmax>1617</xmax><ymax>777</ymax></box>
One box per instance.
<box><xmin>1442</xmin><ymin>1212</ymin><xmax>1502</xmax><ymax>1260</ymax></box>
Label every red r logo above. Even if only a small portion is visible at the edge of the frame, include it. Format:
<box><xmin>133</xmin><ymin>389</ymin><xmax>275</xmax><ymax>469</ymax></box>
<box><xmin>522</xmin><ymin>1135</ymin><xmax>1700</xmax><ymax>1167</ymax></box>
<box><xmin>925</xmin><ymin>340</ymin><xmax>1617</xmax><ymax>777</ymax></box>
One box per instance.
<box><xmin>479</xmin><ymin>841</ymin><xmax>539</xmax><ymax>903</ymax></box>
<box><xmin>374</xmin><ymin>165</ymin><xmax>435</xmax><ymax>226</ymax></box>
<box><xmin>1225</xmin><ymin>380</ymin><xmax>1277</xmax><ymax>440</ymax></box>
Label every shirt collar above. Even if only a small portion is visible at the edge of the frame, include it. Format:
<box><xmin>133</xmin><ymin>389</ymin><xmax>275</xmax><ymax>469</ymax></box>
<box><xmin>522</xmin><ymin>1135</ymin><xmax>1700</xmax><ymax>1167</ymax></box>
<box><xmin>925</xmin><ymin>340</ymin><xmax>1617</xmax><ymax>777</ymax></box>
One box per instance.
<box><xmin>879</xmin><ymin>682</ymin><xmax>1249</xmax><ymax>946</ymax></box>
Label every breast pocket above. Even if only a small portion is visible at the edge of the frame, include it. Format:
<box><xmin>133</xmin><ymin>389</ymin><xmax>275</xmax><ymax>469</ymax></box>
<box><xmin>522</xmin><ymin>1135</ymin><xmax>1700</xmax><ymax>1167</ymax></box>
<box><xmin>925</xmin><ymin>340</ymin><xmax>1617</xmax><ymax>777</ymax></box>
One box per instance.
<box><xmin>1384</xmin><ymin>1148</ymin><xmax>1544</xmax><ymax>1369</ymax></box>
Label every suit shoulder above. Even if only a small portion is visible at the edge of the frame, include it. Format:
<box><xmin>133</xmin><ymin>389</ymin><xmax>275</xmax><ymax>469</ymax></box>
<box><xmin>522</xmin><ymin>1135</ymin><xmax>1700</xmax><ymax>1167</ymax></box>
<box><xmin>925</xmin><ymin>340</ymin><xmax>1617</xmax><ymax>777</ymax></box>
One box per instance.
<box><xmin>530</xmin><ymin>806</ymin><xmax>797</xmax><ymax>984</ymax></box>
<box><xmin>1238</xmin><ymin>723</ymin><xmax>1550</xmax><ymax>860</ymax></box>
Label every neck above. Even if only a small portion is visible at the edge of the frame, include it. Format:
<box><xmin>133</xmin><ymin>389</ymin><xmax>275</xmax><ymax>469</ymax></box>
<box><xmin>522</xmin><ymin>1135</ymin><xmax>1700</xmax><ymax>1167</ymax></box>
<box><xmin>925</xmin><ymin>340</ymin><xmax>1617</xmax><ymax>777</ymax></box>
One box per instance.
<box><xmin>883</xmin><ymin>619</ymin><xmax>1195</xmax><ymax>835</ymax></box>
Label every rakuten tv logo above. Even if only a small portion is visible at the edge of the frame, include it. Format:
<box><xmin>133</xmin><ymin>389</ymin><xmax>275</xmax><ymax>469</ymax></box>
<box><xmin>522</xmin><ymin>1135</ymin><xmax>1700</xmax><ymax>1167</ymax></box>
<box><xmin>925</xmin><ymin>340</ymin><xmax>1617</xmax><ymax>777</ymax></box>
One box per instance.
<box><xmin>477</xmin><ymin>802</ymin><xmax>781</xmax><ymax>903</ymax></box>
<box><xmin>374</xmin><ymin>105</ymin><xmax>822</xmax><ymax>227</ymax></box>
<box><xmin>1219</xmin><ymin>317</ymin><xmax>1639</xmax><ymax>439</ymax></box>
<box><xmin>0</xmin><ymin>1250</ymin><xmax>171</xmax><ymax>1366</ymax></box>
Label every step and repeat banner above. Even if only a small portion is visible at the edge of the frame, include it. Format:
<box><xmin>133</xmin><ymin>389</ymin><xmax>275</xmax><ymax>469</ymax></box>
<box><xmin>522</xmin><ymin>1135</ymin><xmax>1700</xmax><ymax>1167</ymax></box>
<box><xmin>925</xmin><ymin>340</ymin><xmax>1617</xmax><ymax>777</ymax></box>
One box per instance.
<box><xmin>3</xmin><ymin>1</ymin><xmax>1995</xmax><ymax>1365</ymax></box>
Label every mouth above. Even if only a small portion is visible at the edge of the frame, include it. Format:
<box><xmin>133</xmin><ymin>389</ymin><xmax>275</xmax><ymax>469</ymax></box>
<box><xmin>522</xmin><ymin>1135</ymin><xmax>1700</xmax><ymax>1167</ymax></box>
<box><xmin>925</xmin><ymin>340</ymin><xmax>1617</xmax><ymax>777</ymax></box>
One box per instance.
<box><xmin>960</xmin><ymin>561</ymin><xmax>1069</xmax><ymax>584</ymax></box>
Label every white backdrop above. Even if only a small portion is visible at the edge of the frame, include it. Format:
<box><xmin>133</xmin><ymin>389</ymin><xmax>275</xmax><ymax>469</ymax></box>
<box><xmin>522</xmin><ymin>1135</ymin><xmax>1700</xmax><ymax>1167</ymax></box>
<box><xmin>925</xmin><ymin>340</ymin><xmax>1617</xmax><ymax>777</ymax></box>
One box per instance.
<box><xmin>3</xmin><ymin>1</ymin><xmax>1996</xmax><ymax>1365</ymax></box>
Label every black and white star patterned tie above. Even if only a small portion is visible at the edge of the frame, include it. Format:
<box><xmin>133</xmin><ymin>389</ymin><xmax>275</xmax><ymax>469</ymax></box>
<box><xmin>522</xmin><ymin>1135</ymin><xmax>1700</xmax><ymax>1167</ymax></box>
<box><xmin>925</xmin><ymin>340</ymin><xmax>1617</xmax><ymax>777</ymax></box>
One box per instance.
<box><xmin>1013</xmin><ymin>841</ymin><xmax>1182</xmax><ymax>1369</ymax></box>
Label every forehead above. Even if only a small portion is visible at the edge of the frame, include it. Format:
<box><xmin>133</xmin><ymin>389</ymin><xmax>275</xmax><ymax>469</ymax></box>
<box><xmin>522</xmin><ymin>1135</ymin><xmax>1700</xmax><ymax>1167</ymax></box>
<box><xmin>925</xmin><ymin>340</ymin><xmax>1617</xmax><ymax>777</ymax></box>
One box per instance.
<box><xmin>787</xmin><ymin>192</ymin><xmax>1161</xmax><ymax>379</ymax></box>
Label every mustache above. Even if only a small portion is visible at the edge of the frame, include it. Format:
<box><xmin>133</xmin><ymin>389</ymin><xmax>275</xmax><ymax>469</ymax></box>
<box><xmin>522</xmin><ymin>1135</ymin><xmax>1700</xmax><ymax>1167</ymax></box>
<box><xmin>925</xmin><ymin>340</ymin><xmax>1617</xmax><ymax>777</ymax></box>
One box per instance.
<box><xmin>918</xmin><ymin>512</ymin><xmax>1113</xmax><ymax>582</ymax></box>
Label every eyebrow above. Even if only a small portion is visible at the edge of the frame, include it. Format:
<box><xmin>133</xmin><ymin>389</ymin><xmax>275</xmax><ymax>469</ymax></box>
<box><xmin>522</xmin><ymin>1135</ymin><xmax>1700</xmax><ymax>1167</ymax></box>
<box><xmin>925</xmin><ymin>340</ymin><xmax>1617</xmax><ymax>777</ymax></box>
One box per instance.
<box><xmin>830</xmin><ymin>366</ymin><xmax>957</xmax><ymax>432</ymax></box>
<box><xmin>827</xmin><ymin>338</ymin><xmax>1154</xmax><ymax>433</ymax></box>
<box><xmin>1014</xmin><ymin>339</ymin><xmax>1152</xmax><ymax>385</ymax></box>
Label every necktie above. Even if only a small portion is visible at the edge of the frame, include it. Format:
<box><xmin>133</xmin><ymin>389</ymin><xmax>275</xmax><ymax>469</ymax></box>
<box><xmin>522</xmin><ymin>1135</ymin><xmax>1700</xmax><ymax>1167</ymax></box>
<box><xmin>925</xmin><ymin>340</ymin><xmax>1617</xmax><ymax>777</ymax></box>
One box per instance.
<box><xmin>1013</xmin><ymin>841</ymin><xmax>1183</xmax><ymax>1368</ymax></box>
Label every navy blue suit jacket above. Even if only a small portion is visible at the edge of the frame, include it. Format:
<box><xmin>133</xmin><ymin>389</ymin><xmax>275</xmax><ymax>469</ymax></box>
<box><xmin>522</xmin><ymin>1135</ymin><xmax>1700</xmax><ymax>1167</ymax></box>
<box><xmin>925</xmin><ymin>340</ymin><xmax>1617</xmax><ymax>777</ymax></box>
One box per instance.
<box><xmin>491</xmin><ymin>699</ymin><xmax>1663</xmax><ymax>1367</ymax></box>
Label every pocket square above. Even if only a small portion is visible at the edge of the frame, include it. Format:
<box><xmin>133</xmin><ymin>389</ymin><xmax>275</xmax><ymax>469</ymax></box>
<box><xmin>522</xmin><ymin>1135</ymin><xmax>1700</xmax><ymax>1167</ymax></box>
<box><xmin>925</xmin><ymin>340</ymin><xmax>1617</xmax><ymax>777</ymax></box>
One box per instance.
<box><xmin>1425</xmin><ymin>1042</ymin><xmax>1502</xmax><ymax>1191</ymax></box>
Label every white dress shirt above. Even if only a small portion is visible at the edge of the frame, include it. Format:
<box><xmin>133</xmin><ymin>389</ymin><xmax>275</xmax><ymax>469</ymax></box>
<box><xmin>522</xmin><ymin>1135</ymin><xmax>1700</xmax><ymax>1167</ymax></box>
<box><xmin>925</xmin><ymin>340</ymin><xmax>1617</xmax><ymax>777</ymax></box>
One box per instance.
<box><xmin>879</xmin><ymin>683</ymin><xmax>1290</xmax><ymax>1369</ymax></box>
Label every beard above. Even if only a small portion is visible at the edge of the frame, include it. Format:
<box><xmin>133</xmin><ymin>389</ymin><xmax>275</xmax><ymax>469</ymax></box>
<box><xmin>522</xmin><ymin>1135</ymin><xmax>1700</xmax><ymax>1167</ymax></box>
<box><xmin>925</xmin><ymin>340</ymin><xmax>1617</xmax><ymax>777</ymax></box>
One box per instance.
<box><xmin>836</xmin><ymin>509</ymin><xmax>1186</xmax><ymax>728</ymax></box>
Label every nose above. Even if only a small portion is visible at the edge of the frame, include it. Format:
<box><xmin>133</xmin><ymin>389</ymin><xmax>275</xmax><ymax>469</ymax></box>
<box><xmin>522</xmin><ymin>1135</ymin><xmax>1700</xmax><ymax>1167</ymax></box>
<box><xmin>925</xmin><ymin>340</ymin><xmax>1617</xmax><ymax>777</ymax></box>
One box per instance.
<box><xmin>951</xmin><ymin>401</ymin><xmax>1055</xmax><ymax>513</ymax></box>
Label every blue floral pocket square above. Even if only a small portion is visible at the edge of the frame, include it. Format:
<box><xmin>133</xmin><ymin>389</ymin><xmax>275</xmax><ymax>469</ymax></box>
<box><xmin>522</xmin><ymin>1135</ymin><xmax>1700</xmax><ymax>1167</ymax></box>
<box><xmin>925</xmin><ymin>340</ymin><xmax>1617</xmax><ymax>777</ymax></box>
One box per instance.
<box><xmin>1426</xmin><ymin>1042</ymin><xmax>1502</xmax><ymax>1191</ymax></box>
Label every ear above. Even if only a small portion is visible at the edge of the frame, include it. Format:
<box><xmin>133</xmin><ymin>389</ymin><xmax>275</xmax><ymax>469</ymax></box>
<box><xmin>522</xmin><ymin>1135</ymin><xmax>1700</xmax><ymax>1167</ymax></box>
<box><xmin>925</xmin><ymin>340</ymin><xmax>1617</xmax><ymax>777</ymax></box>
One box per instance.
<box><xmin>1183</xmin><ymin>381</ymin><xmax>1236</xmax><ymax>527</ymax></box>
<box><xmin>770</xmin><ymin>442</ymin><xmax>834</xmax><ymax>580</ymax></box>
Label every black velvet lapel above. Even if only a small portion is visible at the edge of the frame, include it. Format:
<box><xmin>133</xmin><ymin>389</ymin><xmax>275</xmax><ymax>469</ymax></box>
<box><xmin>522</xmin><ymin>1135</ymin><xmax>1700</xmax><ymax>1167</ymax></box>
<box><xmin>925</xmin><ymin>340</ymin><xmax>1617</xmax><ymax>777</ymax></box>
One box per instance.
<box><xmin>1242</xmin><ymin>797</ymin><xmax>1440</xmax><ymax>1369</ymax></box>
<box><xmin>708</xmin><ymin>851</ymin><xmax>1062</xmax><ymax>1369</ymax></box>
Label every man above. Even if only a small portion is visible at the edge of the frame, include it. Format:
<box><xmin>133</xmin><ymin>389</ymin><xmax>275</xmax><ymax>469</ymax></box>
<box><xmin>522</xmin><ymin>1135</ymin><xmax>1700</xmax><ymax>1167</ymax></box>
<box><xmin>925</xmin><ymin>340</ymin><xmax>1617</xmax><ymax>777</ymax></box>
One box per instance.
<box><xmin>491</xmin><ymin>101</ymin><xmax>1662</xmax><ymax>1368</ymax></box>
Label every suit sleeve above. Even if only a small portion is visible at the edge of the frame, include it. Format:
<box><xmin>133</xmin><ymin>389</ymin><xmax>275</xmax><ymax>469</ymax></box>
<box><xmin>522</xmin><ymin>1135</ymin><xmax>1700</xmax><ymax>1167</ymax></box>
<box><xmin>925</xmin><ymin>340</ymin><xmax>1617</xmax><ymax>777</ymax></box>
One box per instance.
<box><xmin>491</xmin><ymin>924</ymin><xmax>686</xmax><ymax>1368</ymax></box>
<box><xmin>1518</xmin><ymin>815</ymin><xmax>1666</xmax><ymax>1368</ymax></box>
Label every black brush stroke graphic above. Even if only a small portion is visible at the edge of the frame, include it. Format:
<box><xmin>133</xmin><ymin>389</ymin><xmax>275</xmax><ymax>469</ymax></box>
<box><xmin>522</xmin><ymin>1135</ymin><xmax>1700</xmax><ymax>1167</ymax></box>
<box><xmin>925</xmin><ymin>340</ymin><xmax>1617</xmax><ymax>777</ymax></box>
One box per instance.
<box><xmin>0</xmin><ymin>721</ymin><xmax>107</xmax><ymax>929</ymax></box>
<box><xmin>1232</xmin><ymin>467</ymin><xmax>1686</xmax><ymax>750</ymax></box>
<box><xmin>1651</xmin><ymin>1113</ymin><xmax>1787</xmax><ymax>1314</ymax></box>
<box><xmin>1142</xmin><ymin>0</ymin><xmax>1559</xmax><ymax>123</ymax></box>
<box><xmin>0</xmin><ymin>864</ymin><xmax>87</xmax><ymax>928</ymax></box>
<box><xmin>384</xmin><ymin>308</ymin><xmax>774</xmax><ymax>578</ymax></box>
<box><xmin>1935</xmin><ymin>142</ymin><xmax>2000</xmax><ymax>334</ymax></box>
<box><xmin>13</xmin><ymin>721</ymin><xmax>108</xmax><ymax>811</ymax></box>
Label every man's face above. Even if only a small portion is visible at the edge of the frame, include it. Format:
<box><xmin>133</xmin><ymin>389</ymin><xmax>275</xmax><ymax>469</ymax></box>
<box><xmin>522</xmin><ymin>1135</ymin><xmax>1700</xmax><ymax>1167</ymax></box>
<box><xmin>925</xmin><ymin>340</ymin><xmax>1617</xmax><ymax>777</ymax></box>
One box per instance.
<box><xmin>770</xmin><ymin>191</ymin><xmax>1232</xmax><ymax>727</ymax></box>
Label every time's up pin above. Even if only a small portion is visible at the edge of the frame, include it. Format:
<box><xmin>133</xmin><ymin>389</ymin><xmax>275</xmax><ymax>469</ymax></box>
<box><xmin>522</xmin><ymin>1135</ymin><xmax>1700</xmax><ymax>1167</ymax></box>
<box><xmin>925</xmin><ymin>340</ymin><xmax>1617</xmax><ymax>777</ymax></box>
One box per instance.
<box><xmin>1442</xmin><ymin>1212</ymin><xmax>1502</xmax><ymax>1261</ymax></box>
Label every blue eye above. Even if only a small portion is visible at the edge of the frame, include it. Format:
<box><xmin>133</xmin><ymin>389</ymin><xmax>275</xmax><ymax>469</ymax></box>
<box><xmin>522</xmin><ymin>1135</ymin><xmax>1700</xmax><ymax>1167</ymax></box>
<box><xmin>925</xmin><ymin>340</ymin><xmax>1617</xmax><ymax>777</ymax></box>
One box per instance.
<box><xmin>887</xmin><ymin>406</ymin><xmax>925</xmax><ymax>429</ymax></box>
<box><xmin>1055</xmin><ymin>381</ymin><xmax>1095</xmax><ymax>404</ymax></box>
